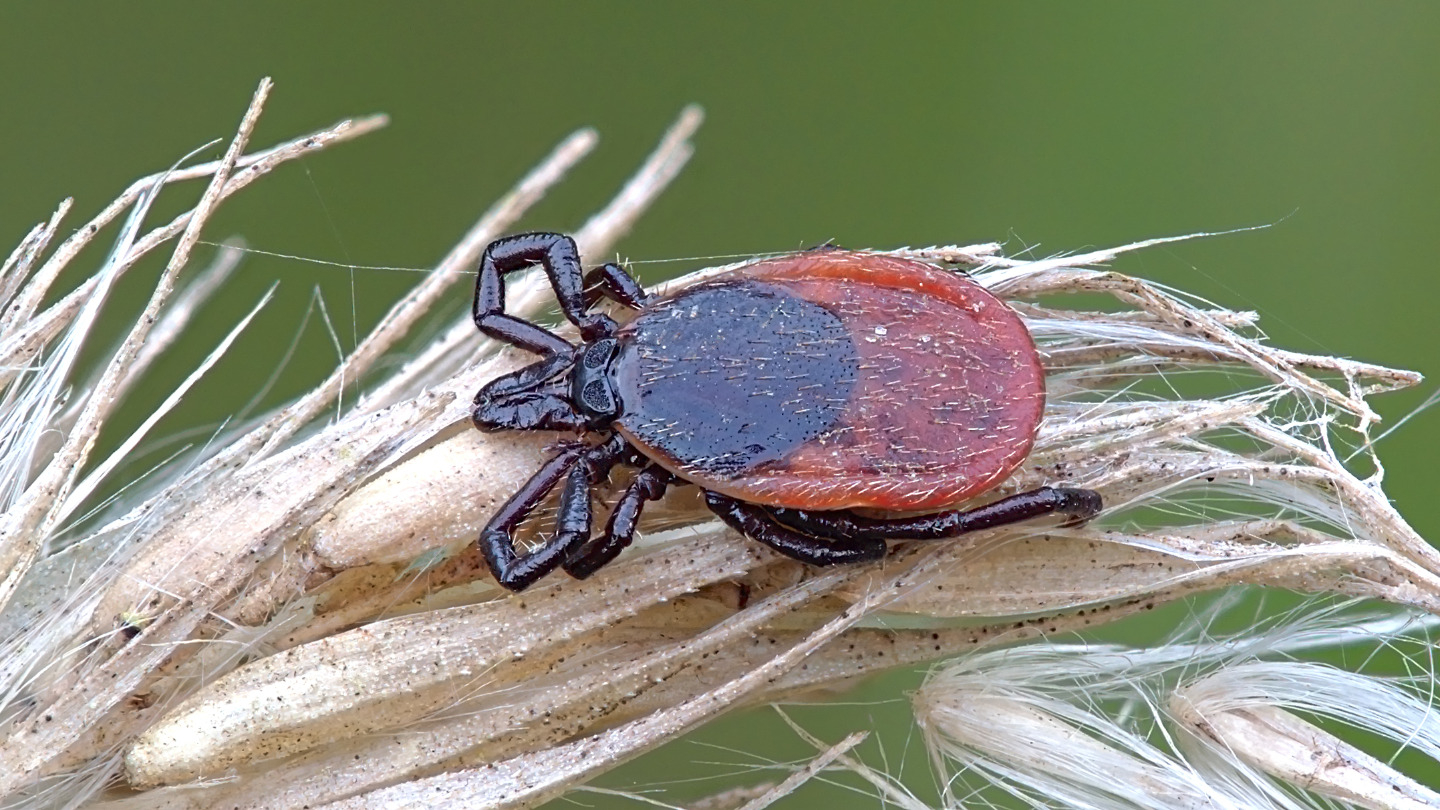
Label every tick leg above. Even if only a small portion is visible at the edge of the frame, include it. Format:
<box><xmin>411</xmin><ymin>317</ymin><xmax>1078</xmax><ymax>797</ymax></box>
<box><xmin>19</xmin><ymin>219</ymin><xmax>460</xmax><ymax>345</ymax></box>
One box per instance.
<box><xmin>480</xmin><ymin>437</ymin><xmax>628</xmax><ymax>591</ymax></box>
<box><xmin>477</xmin><ymin>354</ymin><xmax>569</xmax><ymax>399</ymax></box>
<box><xmin>474</xmin><ymin>232</ymin><xmax>617</xmax><ymax>345</ymax></box>
<box><xmin>564</xmin><ymin>463</ymin><xmax>674</xmax><ymax>579</ymax></box>
<box><xmin>583</xmin><ymin>262</ymin><xmax>650</xmax><ymax>309</ymax></box>
<box><xmin>480</xmin><ymin>445</ymin><xmax>586</xmax><ymax>591</ymax></box>
<box><xmin>768</xmin><ymin>487</ymin><xmax>1103</xmax><ymax>542</ymax></box>
<box><xmin>474</xmin><ymin>311</ymin><xmax>573</xmax><ymax>358</ymax></box>
<box><xmin>473</xmin><ymin>358</ymin><xmax>589</xmax><ymax>433</ymax></box>
<box><xmin>472</xmin><ymin>387</ymin><xmax>588</xmax><ymax>433</ymax></box>
<box><xmin>704</xmin><ymin>491</ymin><xmax>886</xmax><ymax>565</ymax></box>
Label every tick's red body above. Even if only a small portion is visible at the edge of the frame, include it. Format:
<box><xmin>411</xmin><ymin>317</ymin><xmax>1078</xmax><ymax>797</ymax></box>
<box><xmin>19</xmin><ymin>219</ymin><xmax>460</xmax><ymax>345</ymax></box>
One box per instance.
<box><xmin>612</xmin><ymin>250</ymin><xmax>1045</xmax><ymax>511</ymax></box>
<box><xmin>470</xmin><ymin>233</ymin><xmax>1099</xmax><ymax>591</ymax></box>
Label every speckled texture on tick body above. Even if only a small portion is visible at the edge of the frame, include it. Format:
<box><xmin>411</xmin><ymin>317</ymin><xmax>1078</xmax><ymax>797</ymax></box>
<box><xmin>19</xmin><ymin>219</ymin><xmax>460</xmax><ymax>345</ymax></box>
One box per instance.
<box><xmin>614</xmin><ymin>251</ymin><xmax>1044</xmax><ymax>511</ymax></box>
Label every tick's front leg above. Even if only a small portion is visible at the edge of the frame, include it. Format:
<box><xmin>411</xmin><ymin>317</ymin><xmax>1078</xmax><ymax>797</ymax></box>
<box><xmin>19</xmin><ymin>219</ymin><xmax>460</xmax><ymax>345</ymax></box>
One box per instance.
<box><xmin>474</xmin><ymin>232</ymin><xmax>617</xmax><ymax>345</ymax></box>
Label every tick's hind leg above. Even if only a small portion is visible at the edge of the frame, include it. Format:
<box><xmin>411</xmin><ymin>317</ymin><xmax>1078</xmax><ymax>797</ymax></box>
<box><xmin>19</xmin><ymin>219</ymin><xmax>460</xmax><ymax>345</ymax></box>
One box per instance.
<box><xmin>480</xmin><ymin>437</ymin><xmax>627</xmax><ymax>591</ymax></box>
<box><xmin>704</xmin><ymin>491</ymin><xmax>886</xmax><ymax>565</ymax></box>
<box><xmin>767</xmin><ymin>486</ymin><xmax>1103</xmax><ymax>542</ymax></box>
<box><xmin>563</xmin><ymin>463</ymin><xmax>675</xmax><ymax>579</ymax></box>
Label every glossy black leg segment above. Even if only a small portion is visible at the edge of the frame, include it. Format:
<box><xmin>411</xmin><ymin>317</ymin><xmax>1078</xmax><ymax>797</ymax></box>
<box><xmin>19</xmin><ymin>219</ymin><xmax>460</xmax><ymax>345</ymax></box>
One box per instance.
<box><xmin>563</xmin><ymin>464</ymin><xmax>674</xmax><ymax>579</ymax></box>
<box><xmin>705</xmin><ymin>491</ymin><xmax>886</xmax><ymax>565</ymax></box>
<box><xmin>480</xmin><ymin>438</ymin><xmax>628</xmax><ymax>591</ymax></box>
<box><xmin>476</xmin><ymin>312</ymin><xmax>573</xmax><ymax>358</ymax></box>
<box><xmin>472</xmin><ymin>358</ymin><xmax>588</xmax><ymax>433</ymax></box>
<box><xmin>478</xmin><ymin>355</ymin><xmax>571</xmax><ymax>400</ymax></box>
<box><xmin>480</xmin><ymin>446</ymin><xmax>583</xmax><ymax>591</ymax></box>
<box><xmin>472</xmin><ymin>389</ymin><xmax>588</xmax><ymax>433</ymax></box>
<box><xmin>583</xmin><ymin>263</ymin><xmax>651</xmax><ymax>310</ymax></box>
<box><xmin>474</xmin><ymin>232</ymin><xmax>617</xmax><ymax>344</ymax></box>
<box><xmin>767</xmin><ymin>487</ymin><xmax>1103</xmax><ymax>542</ymax></box>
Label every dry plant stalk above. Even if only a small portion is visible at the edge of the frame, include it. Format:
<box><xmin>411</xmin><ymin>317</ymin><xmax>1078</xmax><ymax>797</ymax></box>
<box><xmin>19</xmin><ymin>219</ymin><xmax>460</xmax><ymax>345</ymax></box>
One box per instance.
<box><xmin>0</xmin><ymin>81</ymin><xmax>1434</xmax><ymax>810</ymax></box>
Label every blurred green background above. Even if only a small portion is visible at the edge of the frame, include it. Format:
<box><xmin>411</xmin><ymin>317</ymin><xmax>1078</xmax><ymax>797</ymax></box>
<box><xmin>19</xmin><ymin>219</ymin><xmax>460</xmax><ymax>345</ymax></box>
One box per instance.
<box><xmin>3</xmin><ymin>3</ymin><xmax>1437</xmax><ymax>806</ymax></box>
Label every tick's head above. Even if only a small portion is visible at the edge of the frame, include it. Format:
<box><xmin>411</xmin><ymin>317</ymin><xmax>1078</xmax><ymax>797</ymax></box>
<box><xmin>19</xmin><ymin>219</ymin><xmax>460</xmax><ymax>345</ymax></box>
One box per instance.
<box><xmin>570</xmin><ymin>338</ymin><xmax>621</xmax><ymax>426</ymax></box>
<box><xmin>472</xmin><ymin>338</ymin><xmax>623</xmax><ymax>434</ymax></box>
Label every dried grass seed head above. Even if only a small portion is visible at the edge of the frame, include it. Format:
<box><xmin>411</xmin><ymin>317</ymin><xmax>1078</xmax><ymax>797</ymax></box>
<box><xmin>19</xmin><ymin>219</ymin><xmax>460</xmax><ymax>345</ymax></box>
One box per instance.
<box><xmin>0</xmin><ymin>85</ymin><xmax>1432</xmax><ymax>810</ymax></box>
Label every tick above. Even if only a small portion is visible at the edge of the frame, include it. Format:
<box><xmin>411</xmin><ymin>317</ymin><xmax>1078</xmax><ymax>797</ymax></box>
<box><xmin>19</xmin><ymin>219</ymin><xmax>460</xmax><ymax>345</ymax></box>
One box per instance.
<box><xmin>471</xmin><ymin>233</ymin><xmax>1102</xmax><ymax>591</ymax></box>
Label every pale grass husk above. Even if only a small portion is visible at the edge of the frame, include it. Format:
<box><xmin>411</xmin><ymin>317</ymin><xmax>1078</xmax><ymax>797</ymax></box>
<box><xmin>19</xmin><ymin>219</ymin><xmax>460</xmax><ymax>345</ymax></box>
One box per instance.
<box><xmin>914</xmin><ymin>606</ymin><xmax>1440</xmax><ymax>810</ymax></box>
<box><xmin>0</xmin><ymin>82</ymin><xmax>1433</xmax><ymax>809</ymax></box>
